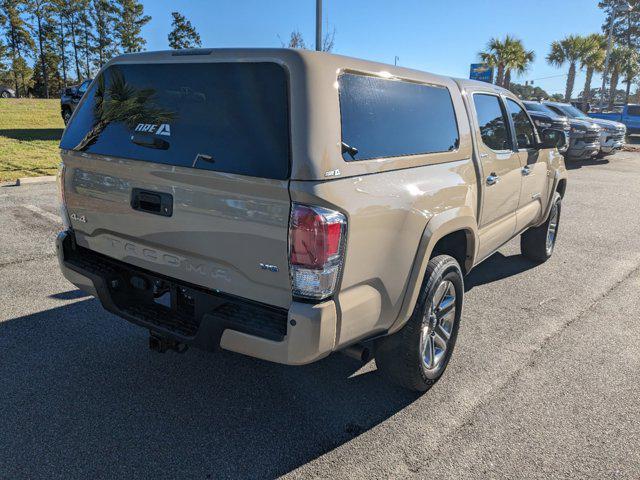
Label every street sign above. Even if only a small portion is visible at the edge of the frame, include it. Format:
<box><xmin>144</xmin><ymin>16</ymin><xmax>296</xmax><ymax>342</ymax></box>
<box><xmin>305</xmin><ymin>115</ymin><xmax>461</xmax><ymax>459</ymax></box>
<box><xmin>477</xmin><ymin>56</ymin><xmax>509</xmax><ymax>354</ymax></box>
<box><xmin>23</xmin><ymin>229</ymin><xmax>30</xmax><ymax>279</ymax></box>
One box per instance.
<box><xmin>470</xmin><ymin>63</ymin><xmax>494</xmax><ymax>83</ymax></box>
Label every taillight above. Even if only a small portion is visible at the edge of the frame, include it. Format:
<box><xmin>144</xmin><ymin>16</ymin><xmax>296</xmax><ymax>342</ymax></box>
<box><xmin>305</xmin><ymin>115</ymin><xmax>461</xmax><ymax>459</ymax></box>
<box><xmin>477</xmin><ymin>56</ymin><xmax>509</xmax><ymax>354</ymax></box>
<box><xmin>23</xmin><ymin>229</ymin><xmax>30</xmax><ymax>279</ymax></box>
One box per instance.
<box><xmin>289</xmin><ymin>203</ymin><xmax>347</xmax><ymax>300</ymax></box>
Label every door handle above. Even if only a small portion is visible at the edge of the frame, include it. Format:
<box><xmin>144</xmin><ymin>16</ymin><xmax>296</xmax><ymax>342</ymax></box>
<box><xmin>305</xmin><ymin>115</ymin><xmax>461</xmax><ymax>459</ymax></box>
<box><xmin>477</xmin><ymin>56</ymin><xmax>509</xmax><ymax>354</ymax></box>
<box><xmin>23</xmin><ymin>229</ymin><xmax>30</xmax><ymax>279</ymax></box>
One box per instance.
<box><xmin>131</xmin><ymin>188</ymin><xmax>173</xmax><ymax>217</ymax></box>
<box><xmin>522</xmin><ymin>165</ymin><xmax>532</xmax><ymax>176</ymax></box>
<box><xmin>486</xmin><ymin>173</ymin><xmax>499</xmax><ymax>186</ymax></box>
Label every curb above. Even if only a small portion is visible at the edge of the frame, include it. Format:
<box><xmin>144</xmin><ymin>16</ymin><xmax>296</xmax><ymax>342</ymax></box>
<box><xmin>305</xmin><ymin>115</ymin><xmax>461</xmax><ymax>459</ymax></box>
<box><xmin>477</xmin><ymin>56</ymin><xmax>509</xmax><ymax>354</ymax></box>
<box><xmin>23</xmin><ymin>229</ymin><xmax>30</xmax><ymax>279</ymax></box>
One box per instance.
<box><xmin>1</xmin><ymin>175</ymin><xmax>57</xmax><ymax>187</ymax></box>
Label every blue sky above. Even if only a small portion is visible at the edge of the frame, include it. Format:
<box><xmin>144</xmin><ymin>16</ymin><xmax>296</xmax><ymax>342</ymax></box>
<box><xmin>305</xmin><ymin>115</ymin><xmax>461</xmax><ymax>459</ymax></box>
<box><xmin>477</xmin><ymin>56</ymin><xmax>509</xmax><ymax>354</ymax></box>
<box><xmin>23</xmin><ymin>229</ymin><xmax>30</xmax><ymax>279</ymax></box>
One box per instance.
<box><xmin>139</xmin><ymin>0</ymin><xmax>607</xmax><ymax>95</ymax></box>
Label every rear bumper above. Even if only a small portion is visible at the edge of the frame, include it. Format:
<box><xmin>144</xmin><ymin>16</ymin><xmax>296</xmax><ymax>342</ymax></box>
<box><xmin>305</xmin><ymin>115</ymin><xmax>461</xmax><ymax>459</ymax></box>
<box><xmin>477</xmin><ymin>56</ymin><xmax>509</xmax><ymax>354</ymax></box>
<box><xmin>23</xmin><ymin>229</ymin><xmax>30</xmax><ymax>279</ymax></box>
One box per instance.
<box><xmin>56</xmin><ymin>230</ymin><xmax>336</xmax><ymax>365</ymax></box>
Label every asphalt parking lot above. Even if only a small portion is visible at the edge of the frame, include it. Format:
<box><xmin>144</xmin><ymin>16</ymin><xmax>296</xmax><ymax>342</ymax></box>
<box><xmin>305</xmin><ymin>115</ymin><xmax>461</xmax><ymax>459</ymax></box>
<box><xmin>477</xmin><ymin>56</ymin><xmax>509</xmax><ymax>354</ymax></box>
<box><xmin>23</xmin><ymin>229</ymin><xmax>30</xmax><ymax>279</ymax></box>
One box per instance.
<box><xmin>1</xmin><ymin>152</ymin><xmax>640</xmax><ymax>479</ymax></box>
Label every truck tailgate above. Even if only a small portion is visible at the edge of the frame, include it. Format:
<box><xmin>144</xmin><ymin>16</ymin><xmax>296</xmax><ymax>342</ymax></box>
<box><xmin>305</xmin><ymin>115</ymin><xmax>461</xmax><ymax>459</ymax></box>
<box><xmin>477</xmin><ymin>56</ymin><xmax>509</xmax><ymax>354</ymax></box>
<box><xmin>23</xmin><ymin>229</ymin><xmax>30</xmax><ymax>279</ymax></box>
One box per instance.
<box><xmin>62</xmin><ymin>152</ymin><xmax>292</xmax><ymax>308</ymax></box>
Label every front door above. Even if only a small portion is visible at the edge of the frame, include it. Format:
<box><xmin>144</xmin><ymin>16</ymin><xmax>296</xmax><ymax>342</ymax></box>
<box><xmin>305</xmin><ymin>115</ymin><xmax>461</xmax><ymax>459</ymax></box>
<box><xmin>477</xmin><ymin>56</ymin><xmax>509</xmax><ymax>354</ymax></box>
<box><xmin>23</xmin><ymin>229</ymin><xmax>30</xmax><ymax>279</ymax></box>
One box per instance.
<box><xmin>471</xmin><ymin>93</ymin><xmax>522</xmax><ymax>260</ymax></box>
<box><xmin>505</xmin><ymin>98</ymin><xmax>549</xmax><ymax>232</ymax></box>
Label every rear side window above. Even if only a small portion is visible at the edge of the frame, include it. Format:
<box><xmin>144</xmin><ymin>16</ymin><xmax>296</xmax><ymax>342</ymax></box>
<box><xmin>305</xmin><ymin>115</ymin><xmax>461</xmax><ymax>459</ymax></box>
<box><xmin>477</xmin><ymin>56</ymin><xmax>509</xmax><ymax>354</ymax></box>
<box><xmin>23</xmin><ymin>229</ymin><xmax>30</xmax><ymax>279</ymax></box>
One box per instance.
<box><xmin>506</xmin><ymin>98</ymin><xmax>537</xmax><ymax>149</ymax></box>
<box><xmin>473</xmin><ymin>94</ymin><xmax>512</xmax><ymax>151</ymax></box>
<box><xmin>338</xmin><ymin>73</ymin><xmax>459</xmax><ymax>161</ymax></box>
<box><xmin>60</xmin><ymin>62</ymin><xmax>290</xmax><ymax>180</ymax></box>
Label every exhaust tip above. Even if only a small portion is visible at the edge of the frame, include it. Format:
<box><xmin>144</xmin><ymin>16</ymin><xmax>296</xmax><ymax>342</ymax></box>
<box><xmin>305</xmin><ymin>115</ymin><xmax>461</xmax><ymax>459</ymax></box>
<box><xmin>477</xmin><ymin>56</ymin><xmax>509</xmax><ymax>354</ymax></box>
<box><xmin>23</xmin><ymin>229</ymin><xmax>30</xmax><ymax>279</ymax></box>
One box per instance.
<box><xmin>342</xmin><ymin>344</ymin><xmax>371</xmax><ymax>363</ymax></box>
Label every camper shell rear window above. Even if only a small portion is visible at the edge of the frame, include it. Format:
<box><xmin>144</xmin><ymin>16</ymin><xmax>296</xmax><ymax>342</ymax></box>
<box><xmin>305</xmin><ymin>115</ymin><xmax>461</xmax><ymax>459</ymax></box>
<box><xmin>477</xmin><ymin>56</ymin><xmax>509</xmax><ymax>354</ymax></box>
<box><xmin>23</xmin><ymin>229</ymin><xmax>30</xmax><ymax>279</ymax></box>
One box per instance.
<box><xmin>60</xmin><ymin>62</ymin><xmax>291</xmax><ymax>180</ymax></box>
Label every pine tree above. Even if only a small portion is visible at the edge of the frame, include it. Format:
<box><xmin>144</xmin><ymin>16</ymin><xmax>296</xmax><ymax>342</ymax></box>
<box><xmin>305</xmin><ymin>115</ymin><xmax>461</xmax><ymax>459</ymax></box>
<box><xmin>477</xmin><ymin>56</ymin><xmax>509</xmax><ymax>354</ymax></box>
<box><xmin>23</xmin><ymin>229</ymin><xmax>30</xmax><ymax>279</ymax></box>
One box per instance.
<box><xmin>51</xmin><ymin>0</ymin><xmax>70</xmax><ymax>85</ymax></box>
<box><xmin>115</xmin><ymin>0</ymin><xmax>149</xmax><ymax>53</ymax></box>
<box><xmin>167</xmin><ymin>11</ymin><xmax>201</xmax><ymax>50</ymax></box>
<box><xmin>28</xmin><ymin>0</ymin><xmax>55</xmax><ymax>98</ymax></box>
<box><xmin>77</xmin><ymin>3</ymin><xmax>94</xmax><ymax>77</ymax></box>
<box><xmin>0</xmin><ymin>0</ymin><xmax>35</xmax><ymax>96</ymax></box>
<box><xmin>91</xmin><ymin>0</ymin><xmax>118</xmax><ymax>69</ymax></box>
<box><xmin>64</xmin><ymin>0</ymin><xmax>85</xmax><ymax>81</ymax></box>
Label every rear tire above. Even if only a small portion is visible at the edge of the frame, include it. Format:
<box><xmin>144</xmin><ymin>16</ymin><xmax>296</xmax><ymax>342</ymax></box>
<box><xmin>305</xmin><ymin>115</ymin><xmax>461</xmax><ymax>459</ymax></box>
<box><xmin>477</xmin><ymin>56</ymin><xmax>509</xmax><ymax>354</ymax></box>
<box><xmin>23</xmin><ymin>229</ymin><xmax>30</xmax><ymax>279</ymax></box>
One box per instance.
<box><xmin>62</xmin><ymin>109</ymin><xmax>72</xmax><ymax>125</ymax></box>
<box><xmin>375</xmin><ymin>255</ymin><xmax>464</xmax><ymax>392</ymax></box>
<box><xmin>521</xmin><ymin>192</ymin><xmax>561</xmax><ymax>263</ymax></box>
<box><xmin>0</xmin><ymin>91</ymin><xmax>10</xmax><ymax>98</ymax></box>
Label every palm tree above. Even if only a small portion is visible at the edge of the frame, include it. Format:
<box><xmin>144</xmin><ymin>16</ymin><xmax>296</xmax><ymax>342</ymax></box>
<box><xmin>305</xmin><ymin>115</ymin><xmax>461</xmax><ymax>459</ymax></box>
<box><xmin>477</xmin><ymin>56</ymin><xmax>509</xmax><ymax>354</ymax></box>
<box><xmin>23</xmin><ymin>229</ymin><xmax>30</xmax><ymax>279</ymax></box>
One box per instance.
<box><xmin>547</xmin><ymin>35</ymin><xmax>588</xmax><ymax>102</ymax></box>
<box><xmin>479</xmin><ymin>36</ymin><xmax>535</xmax><ymax>88</ymax></box>
<box><xmin>580</xmin><ymin>34</ymin><xmax>606</xmax><ymax>109</ymax></box>
<box><xmin>503</xmin><ymin>43</ymin><xmax>535</xmax><ymax>89</ymax></box>
<box><xmin>619</xmin><ymin>46</ymin><xmax>640</xmax><ymax>104</ymax></box>
<box><xmin>606</xmin><ymin>46</ymin><xmax>631</xmax><ymax>108</ymax></box>
<box><xmin>478</xmin><ymin>36</ymin><xmax>510</xmax><ymax>87</ymax></box>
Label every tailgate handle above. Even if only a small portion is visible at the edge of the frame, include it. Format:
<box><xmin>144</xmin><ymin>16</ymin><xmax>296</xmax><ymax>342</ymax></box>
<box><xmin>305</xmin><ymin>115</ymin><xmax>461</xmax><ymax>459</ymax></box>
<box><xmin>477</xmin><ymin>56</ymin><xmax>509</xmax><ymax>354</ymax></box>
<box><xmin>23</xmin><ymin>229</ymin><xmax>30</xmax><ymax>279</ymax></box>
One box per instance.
<box><xmin>131</xmin><ymin>188</ymin><xmax>173</xmax><ymax>217</ymax></box>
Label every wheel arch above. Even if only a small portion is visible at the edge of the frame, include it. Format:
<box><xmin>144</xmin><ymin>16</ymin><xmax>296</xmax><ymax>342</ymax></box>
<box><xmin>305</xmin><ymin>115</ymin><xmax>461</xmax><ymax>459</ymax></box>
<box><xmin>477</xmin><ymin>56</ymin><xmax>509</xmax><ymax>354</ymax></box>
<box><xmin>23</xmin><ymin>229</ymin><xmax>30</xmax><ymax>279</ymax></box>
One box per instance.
<box><xmin>388</xmin><ymin>208</ymin><xmax>478</xmax><ymax>335</ymax></box>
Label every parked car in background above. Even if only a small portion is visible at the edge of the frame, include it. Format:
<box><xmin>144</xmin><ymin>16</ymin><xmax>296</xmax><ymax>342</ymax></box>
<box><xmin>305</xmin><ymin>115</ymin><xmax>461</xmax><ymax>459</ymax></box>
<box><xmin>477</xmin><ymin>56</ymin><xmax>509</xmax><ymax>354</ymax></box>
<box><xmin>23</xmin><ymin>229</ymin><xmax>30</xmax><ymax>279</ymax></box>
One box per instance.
<box><xmin>0</xmin><ymin>85</ymin><xmax>16</xmax><ymax>98</ymax></box>
<box><xmin>545</xmin><ymin>102</ymin><xmax>626</xmax><ymax>158</ymax></box>
<box><xmin>522</xmin><ymin>101</ymin><xmax>569</xmax><ymax>154</ymax></box>
<box><xmin>60</xmin><ymin>79</ymin><xmax>92</xmax><ymax>125</ymax></box>
<box><xmin>56</xmin><ymin>49</ymin><xmax>567</xmax><ymax>392</ymax></box>
<box><xmin>541</xmin><ymin>101</ymin><xmax>602</xmax><ymax>160</ymax></box>
<box><xmin>590</xmin><ymin>104</ymin><xmax>640</xmax><ymax>135</ymax></box>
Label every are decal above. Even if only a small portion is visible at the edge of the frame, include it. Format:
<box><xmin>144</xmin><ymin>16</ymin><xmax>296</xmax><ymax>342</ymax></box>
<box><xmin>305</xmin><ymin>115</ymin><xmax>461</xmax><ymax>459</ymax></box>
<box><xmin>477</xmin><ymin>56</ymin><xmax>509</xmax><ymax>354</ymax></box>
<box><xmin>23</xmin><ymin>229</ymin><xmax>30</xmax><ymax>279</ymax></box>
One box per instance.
<box><xmin>134</xmin><ymin>123</ymin><xmax>171</xmax><ymax>136</ymax></box>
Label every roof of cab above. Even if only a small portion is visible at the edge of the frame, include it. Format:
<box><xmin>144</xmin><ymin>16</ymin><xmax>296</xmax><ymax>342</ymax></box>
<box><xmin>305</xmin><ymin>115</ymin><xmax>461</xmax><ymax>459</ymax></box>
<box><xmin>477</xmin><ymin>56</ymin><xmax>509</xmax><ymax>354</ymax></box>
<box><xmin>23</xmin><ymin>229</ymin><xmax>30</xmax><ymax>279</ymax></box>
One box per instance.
<box><xmin>108</xmin><ymin>47</ymin><xmax>457</xmax><ymax>84</ymax></box>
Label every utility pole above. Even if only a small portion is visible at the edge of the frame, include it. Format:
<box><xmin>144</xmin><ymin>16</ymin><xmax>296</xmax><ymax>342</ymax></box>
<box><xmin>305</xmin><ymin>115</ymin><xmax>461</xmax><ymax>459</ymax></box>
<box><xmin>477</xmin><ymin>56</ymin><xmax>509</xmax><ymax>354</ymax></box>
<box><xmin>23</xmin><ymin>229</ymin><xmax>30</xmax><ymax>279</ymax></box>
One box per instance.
<box><xmin>394</xmin><ymin>56</ymin><xmax>399</xmax><ymax>66</ymax></box>
<box><xmin>316</xmin><ymin>0</ymin><xmax>322</xmax><ymax>51</ymax></box>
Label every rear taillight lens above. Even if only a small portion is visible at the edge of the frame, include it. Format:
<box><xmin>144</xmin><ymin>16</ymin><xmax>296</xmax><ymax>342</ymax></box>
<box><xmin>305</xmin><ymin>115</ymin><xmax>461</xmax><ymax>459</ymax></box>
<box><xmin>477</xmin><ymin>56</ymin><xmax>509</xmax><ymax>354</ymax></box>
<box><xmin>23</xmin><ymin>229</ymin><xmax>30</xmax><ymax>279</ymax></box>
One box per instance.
<box><xmin>289</xmin><ymin>203</ymin><xmax>347</xmax><ymax>300</ymax></box>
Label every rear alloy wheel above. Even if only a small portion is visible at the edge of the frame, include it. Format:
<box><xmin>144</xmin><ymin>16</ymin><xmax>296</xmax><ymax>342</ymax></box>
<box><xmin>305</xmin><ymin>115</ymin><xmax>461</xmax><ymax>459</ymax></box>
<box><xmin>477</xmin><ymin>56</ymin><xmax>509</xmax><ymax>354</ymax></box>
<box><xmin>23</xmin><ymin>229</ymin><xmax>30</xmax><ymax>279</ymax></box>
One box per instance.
<box><xmin>420</xmin><ymin>280</ymin><xmax>456</xmax><ymax>373</ymax></box>
<box><xmin>375</xmin><ymin>255</ymin><xmax>463</xmax><ymax>392</ymax></box>
<box><xmin>0</xmin><ymin>91</ymin><xmax>10</xmax><ymax>99</ymax></box>
<box><xmin>521</xmin><ymin>192</ymin><xmax>561</xmax><ymax>262</ymax></box>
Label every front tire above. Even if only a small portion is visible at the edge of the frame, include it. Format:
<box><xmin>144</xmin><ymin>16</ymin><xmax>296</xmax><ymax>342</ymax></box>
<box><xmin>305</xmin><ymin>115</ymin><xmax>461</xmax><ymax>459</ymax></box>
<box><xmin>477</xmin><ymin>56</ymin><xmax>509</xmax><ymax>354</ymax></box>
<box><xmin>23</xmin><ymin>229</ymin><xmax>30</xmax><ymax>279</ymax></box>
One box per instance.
<box><xmin>521</xmin><ymin>192</ymin><xmax>561</xmax><ymax>263</ymax></box>
<box><xmin>62</xmin><ymin>110</ymin><xmax>72</xmax><ymax>125</ymax></box>
<box><xmin>375</xmin><ymin>255</ymin><xmax>464</xmax><ymax>392</ymax></box>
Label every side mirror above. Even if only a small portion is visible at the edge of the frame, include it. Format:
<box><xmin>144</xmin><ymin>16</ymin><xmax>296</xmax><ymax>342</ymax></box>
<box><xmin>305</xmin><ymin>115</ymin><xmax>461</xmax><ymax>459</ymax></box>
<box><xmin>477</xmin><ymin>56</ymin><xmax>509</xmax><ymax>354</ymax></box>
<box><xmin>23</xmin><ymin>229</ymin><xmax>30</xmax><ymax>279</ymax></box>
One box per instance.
<box><xmin>540</xmin><ymin>128</ymin><xmax>566</xmax><ymax>150</ymax></box>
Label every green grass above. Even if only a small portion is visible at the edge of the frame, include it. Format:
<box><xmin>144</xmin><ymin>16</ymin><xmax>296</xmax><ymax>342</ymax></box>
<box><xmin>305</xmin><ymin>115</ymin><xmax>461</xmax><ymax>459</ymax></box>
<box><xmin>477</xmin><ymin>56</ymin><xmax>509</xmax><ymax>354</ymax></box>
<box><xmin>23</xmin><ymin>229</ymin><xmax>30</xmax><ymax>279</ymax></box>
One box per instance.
<box><xmin>0</xmin><ymin>99</ymin><xmax>65</xmax><ymax>181</ymax></box>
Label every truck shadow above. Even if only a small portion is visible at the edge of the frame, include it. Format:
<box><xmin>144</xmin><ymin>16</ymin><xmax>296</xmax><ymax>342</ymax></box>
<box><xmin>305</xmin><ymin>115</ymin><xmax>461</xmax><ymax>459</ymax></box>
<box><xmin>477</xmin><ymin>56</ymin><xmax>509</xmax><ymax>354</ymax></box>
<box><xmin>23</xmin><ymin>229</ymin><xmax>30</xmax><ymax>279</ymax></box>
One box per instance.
<box><xmin>565</xmin><ymin>158</ymin><xmax>610</xmax><ymax>170</ymax></box>
<box><xmin>0</xmin><ymin>299</ymin><xmax>417</xmax><ymax>479</ymax></box>
<box><xmin>465</xmin><ymin>252</ymin><xmax>537</xmax><ymax>291</ymax></box>
<box><xmin>0</xmin><ymin>128</ymin><xmax>64</xmax><ymax>141</ymax></box>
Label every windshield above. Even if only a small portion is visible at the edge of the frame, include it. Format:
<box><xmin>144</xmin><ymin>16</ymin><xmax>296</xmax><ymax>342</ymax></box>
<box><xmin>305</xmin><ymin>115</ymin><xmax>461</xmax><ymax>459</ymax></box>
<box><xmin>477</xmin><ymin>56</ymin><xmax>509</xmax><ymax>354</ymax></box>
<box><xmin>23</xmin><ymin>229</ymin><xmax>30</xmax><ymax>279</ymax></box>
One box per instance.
<box><xmin>555</xmin><ymin>104</ymin><xmax>588</xmax><ymax>119</ymax></box>
<box><xmin>60</xmin><ymin>62</ymin><xmax>291</xmax><ymax>180</ymax></box>
<box><xmin>524</xmin><ymin>102</ymin><xmax>561</xmax><ymax>116</ymax></box>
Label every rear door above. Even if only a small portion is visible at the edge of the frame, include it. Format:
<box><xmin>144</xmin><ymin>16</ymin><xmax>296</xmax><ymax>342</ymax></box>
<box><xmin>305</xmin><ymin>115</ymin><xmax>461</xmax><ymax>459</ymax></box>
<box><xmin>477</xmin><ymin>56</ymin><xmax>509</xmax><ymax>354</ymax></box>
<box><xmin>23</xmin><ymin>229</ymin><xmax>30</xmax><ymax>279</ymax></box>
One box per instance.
<box><xmin>60</xmin><ymin>61</ymin><xmax>293</xmax><ymax>308</ymax></box>
<box><xmin>504</xmin><ymin>98</ymin><xmax>549</xmax><ymax>232</ymax></box>
<box><xmin>470</xmin><ymin>92</ymin><xmax>522</xmax><ymax>259</ymax></box>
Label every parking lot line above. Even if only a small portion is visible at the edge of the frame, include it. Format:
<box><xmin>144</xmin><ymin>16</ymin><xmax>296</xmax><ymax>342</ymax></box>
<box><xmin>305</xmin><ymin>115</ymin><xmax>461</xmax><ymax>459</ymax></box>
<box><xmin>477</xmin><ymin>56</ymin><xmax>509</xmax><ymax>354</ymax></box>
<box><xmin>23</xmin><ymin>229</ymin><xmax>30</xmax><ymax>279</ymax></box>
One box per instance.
<box><xmin>22</xmin><ymin>204</ymin><xmax>62</xmax><ymax>224</ymax></box>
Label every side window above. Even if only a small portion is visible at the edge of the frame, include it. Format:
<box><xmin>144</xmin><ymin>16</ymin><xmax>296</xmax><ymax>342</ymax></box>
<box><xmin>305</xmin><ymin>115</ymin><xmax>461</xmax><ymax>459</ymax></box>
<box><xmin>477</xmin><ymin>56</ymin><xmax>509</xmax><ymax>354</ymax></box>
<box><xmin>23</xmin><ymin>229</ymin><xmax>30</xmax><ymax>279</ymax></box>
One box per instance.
<box><xmin>506</xmin><ymin>98</ymin><xmax>537</xmax><ymax>149</ymax></box>
<box><xmin>338</xmin><ymin>74</ymin><xmax>460</xmax><ymax>161</ymax></box>
<box><xmin>473</xmin><ymin>94</ymin><xmax>512</xmax><ymax>151</ymax></box>
<box><xmin>626</xmin><ymin>105</ymin><xmax>640</xmax><ymax>116</ymax></box>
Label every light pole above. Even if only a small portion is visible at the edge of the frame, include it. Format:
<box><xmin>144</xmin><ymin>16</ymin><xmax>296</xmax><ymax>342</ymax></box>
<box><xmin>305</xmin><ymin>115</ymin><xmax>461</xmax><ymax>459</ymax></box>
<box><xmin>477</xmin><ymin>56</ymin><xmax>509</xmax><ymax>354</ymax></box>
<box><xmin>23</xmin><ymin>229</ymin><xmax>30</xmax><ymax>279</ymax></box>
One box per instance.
<box><xmin>316</xmin><ymin>0</ymin><xmax>322</xmax><ymax>51</ymax></box>
<box><xmin>394</xmin><ymin>56</ymin><xmax>399</xmax><ymax>66</ymax></box>
<box><xmin>600</xmin><ymin>1</ymin><xmax>632</xmax><ymax>109</ymax></box>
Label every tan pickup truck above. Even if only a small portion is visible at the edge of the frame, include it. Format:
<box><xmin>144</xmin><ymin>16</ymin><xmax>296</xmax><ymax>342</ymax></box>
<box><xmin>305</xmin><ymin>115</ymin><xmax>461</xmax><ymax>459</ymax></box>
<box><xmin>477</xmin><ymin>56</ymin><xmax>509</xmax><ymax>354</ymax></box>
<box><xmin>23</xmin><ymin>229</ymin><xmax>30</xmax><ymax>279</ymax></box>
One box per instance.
<box><xmin>56</xmin><ymin>49</ymin><xmax>567</xmax><ymax>392</ymax></box>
